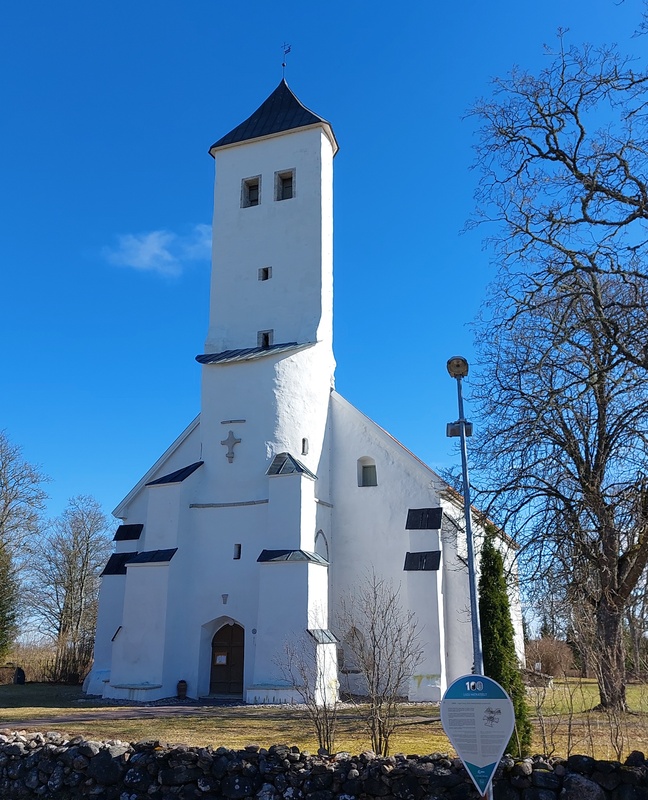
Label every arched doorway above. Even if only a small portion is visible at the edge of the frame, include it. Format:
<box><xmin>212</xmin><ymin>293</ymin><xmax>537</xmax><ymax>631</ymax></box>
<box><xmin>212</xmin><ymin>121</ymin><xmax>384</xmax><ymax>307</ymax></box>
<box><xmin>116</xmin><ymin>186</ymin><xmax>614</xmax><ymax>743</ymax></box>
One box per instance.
<box><xmin>210</xmin><ymin>623</ymin><xmax>244</xmax><ymax>696</ymax></box>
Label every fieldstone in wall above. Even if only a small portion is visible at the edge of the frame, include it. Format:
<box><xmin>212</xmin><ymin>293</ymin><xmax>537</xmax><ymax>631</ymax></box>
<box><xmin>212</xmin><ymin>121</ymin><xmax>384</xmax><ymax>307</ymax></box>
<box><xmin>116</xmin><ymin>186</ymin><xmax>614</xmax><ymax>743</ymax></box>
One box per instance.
<box><xmin>1</xmin><ymin>730</ymin><xmax>648</xmax><ymax>799</ymax></box>
<box><xmin>561</xmin><ymin>772</ymin><xmax>607</xmax><ymax>800</ymax></box>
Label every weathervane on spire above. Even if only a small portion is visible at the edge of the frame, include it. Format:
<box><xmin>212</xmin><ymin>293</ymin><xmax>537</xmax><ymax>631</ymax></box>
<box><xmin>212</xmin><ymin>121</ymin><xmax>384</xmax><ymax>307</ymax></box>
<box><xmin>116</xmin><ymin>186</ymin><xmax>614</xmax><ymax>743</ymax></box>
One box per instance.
<box><xmin>281</xmin><ymin>42</ymin><xmax>291</xmax><ymax>78</ymax></box>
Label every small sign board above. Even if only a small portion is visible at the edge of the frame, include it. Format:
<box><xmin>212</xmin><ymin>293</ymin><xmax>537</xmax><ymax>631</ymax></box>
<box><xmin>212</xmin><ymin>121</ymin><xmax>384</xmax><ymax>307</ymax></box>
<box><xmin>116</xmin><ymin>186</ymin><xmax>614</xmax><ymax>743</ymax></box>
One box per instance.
<box><xmin>440</xmin><ymin>675</ymin><xmax>514</xmax><ymax>796</ymax></box>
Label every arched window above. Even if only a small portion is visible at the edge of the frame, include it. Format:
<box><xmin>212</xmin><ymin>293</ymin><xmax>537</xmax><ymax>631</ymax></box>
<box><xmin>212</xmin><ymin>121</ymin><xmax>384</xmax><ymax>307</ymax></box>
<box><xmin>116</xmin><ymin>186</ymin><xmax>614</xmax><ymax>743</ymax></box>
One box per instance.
<box><xmin>357</xmin><ymin>456</ymin><xmax>377</xmax><ymax>487</ymax></box>
<box><xmin>314</xmin><ymin>529</ymin><xmax>329</xmax><ymax>561</ymax></box>
<box><xmin>339</xmin><ymin>627</ymin><xmax>363</xmax><ymax>674</ymax></box>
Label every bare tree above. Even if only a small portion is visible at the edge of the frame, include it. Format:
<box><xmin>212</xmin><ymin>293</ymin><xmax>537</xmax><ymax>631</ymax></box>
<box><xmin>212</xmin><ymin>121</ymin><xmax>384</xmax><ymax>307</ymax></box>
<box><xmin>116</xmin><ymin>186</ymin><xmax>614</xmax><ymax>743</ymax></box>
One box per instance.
<box><xmin>337</xmin><ymin>572</ymin><xmax>423</xmax><ymax>755</ymax></box>
<box><xmin>276</xmin><ymin>632</ymin><xmax>339</xmax><ymax>754</ymax></box>
<box><xmin>470</xmin><ymin>32</ymin><xmax>648</xmax><ymax>373</ymax></box>
<box><xmin>623</xmin><ymin>568</ymin><xmax>648</xmax><ymax>679</ymax></box>
<box><xmin>471</xmin><ymin>36</ymin><xmax>648</xmax><ymax>327</ymax></box>
<box><xmin>27</xmin><ymin>496</ymin><xmax>113</xmax><ymax>682</ymax></box>
<box><xmin>469</xmin><ymin>27</ymin><xmax>648</xmax><ymax>712</ymax></box>
<box><xmin>0</xmin><ymin>430</ymin><xmax>48</xmax><ymax>551</ymax></box>
<box><xmin>472</xmin><ymin>283</ymin><xmax>648</xmax><ymax>710</ymax></box>
<box><xmin>0</xmin><ymin>431</ymin><xmax>48</xmax><ymax>658</ymax></box>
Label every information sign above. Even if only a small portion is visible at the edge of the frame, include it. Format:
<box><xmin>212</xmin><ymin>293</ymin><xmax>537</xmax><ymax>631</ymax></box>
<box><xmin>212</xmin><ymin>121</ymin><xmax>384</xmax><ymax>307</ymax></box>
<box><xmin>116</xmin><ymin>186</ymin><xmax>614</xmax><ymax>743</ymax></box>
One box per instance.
<box><xmin>440</xmin><ymin>675</ymin><xmax>514</xmax><ymax>796</ymax></box>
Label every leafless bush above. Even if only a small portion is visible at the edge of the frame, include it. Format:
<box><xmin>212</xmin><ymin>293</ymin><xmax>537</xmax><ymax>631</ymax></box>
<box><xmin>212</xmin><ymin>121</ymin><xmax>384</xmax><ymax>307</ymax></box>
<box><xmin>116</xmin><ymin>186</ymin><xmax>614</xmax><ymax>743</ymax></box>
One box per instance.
<box><xmin>526</xmin><ymin>637</ymin><xmax>574</xmax><ymax>677</ymax></box>
<box><xmin>6</xmin><ymin>639</ymin><xmax>56</xmax><ymax>682</ymax></box>
<box><xmin>275</xmin><ymin>633</ymin><xmax>339</xmax><ymax>754</ymax></box>
<box><xmin>337</xmin><ymin>571</ymin><xmax>423</xmax><ymax>756</ymax></box>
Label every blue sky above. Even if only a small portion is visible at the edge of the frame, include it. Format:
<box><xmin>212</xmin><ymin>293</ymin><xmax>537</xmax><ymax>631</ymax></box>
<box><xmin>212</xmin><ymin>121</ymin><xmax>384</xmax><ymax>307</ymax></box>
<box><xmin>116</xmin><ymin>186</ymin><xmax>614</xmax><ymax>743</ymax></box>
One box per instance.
<box><xmin>1</xmin><ymin>0</ymin><xmax>644</xmax><ymax>522</ymax></box>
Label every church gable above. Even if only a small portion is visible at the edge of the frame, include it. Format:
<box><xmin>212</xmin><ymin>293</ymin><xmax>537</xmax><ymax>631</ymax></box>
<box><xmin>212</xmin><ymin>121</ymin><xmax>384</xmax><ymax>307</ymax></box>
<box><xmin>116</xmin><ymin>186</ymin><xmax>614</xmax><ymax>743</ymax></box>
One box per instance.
<box><xmin>330</xmin><ymin>390</ymin><xmax>445</xmax><ymax>581</ymax></box>
<box><xmin>330</xmin><ymin>390</ymin><xmax>446</xmax><ymax>494</ymax></box>
<box><xmin>112</xmin><ymin>415</ymin><xmax>201</xmax><ymax>519</ymax></box>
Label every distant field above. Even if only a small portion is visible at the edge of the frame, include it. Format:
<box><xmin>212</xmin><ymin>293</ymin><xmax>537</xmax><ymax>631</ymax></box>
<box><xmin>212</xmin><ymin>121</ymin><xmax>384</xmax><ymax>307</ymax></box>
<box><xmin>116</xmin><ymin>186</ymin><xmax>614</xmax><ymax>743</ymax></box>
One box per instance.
<box><xmin>2</xmin><ymin>681</ymin><xmax>648</xmax><ymax>759</ymax></box>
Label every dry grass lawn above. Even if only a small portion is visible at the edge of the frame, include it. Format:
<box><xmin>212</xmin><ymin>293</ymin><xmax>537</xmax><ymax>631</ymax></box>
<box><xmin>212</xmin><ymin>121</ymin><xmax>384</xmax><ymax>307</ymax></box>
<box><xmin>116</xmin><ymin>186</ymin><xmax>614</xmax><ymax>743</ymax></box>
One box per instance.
<box><xmin>3</xmin><ymin>681</ymin><xmax>648</xmax><ymax>759</ymax></box>
<box><xmin>0</xmin><ymin>685</ymin><xmax>449</xmax><ymax>754</ymax></box>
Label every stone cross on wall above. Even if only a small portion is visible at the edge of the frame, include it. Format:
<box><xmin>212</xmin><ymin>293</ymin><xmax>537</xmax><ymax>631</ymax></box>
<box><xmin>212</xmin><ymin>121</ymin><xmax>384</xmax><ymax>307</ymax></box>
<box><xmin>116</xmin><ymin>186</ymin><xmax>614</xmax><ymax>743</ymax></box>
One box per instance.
<box><xmin>221</xmin><ymin>430</ymin><xmax>241</xmax><ymax>463</ymax></box>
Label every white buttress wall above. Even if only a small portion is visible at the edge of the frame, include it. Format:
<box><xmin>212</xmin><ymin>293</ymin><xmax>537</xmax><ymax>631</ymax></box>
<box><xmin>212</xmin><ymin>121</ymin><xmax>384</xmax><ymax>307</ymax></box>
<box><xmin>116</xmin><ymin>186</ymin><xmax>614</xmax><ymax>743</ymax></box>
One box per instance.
<box><xmin>107</xmin><ymin>562</ymin><xmax>171</xmax><ymax>690</ymax></box>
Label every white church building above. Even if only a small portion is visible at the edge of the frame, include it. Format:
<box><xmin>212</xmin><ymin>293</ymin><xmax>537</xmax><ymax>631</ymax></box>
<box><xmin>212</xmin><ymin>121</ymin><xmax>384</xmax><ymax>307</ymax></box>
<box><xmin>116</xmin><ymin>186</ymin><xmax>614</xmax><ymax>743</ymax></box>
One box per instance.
<box><xmin>87</xmin><ymin>80</ymin><xmax>522</xmax><ymax>704</ymax></box>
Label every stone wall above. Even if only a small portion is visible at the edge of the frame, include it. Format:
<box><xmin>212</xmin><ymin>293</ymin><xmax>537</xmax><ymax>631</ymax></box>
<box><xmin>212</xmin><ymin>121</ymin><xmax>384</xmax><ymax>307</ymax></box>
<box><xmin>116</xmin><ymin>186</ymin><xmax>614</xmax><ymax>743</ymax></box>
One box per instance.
<box><xmin>1</xmin><ymin>729</ymin><xmax>647</xmax><ymax>800</ymax></box>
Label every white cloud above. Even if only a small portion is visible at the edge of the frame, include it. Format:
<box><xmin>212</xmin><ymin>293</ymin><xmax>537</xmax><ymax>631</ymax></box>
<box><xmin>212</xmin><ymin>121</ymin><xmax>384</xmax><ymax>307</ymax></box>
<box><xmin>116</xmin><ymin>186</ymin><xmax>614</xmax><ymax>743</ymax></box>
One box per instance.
<box><xmin>179</xmin><ymin>223</ymin><xmax>212</xmax><ymax>262</ymax></box>
<box><xmin>104</xmin><ymin>224</ymin><xmax>212</xmax><ymax>277</ymax></box>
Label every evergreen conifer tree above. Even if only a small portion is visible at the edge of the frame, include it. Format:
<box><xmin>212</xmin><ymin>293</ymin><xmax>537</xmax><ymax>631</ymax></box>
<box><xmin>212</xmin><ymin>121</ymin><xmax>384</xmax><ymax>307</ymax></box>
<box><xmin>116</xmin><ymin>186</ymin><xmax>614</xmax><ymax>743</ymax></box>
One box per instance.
<box><xmin>479</xmin><ymin>532</ymin><xmax>532</xmax><ymax>756</ymax></box>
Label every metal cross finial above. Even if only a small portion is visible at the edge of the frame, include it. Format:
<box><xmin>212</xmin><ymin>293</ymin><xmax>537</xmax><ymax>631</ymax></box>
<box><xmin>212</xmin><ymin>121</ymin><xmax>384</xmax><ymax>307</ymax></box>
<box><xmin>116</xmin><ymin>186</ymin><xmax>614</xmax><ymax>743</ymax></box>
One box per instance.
<box><xmin>281</xmin><ymin>42</ymin><xmax>291</xmax><ymax>77</ymax></box>
<box><xmin>221</xmin><ymin>430</ymin><xmax>241</xmax><ymax>463</ymax></box>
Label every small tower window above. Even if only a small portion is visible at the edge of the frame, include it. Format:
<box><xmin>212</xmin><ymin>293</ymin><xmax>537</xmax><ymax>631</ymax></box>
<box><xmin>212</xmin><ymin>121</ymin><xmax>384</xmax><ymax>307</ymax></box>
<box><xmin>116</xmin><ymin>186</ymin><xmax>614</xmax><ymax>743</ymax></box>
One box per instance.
<box><xmin>301</xmin><ymin>438</ymin><xmax>309</xmax><ymax>455</ymax></box>
<box><xmin>233</xmin><ymin>543</ymin><xmax>242</xmax><ymax>560</ymax></box>
<box><xmin>275</xmin><ymin>169</ymin><xmax>295</xmax><ymax>201</ymax></box>
<box><xmin>258</xmin><ymin>266</ymin><xmax>272</xmax><ymax>281</ymax></box>
<box><xmin>357</xmin><ymin>457</ymin><xmax>378</xmax><ymax>487</ymax></box>
<box><xmin>242</xmin><ymin>176</ymin><xmax>261</xmax><ymax>208</ymax></box>
<box><xmin>258</xmin><ymin>329</ymin><xmax>273</xmax><ymax>349</ymax></box>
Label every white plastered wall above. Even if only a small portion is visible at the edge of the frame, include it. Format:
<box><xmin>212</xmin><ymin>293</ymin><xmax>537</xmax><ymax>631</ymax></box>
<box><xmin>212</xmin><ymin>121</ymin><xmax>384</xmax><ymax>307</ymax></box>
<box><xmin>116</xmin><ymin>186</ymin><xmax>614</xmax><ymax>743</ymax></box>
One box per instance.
<box><xmin>439</xmin><ymin>507</ymin><xmax>474</xmax><ymax>681</ymax></box>
<box><xmin>105</xmin><ymin>561</ymin><xmax>171</xmax><ymax>695</ymax></box>
<box><xmin>329</xmin><ymin>391</ymin><xmax>446</xmax><ymax>700</ymax></box>
<box><xmin>267</xmin><ymin>472</ymin><xmax>317</xmax><ymax>551</ymax></box>
<box><xmin>206</xmin><ymin>126</ymin><xmax>334</xmax><ymax>351</ymax></box>
<box><xmin>253</xmin><ymin>562</ymin><xmax>308</xmax><ymax>687</ymax></box>
<box><xmin>85</xmin><ymin>576</ymin><xmax>126</xmax><ymax>694</ymax></box>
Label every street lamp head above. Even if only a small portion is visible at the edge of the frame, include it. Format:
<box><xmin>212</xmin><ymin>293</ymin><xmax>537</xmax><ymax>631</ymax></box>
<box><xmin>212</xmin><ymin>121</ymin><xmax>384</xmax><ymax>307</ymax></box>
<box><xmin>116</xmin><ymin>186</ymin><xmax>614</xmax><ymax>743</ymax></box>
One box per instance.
<box><xmin>447</xmin><ymin>356</ymin><xmax>469</xmax><ymax>379</ymax></box>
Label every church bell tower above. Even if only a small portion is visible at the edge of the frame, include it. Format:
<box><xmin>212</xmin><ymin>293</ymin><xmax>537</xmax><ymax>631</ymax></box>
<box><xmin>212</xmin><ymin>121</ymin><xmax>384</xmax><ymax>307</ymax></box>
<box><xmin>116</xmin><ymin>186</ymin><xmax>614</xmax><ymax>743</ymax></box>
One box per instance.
<box><xmin>196</xmin><ymin>80</ymin><xmax>339</xmax><ymax>700</ymax></box>
<box><xmin>196</xmin><ymin>80</ymin><xmax>339</xmax><ymax>497</ymax></box>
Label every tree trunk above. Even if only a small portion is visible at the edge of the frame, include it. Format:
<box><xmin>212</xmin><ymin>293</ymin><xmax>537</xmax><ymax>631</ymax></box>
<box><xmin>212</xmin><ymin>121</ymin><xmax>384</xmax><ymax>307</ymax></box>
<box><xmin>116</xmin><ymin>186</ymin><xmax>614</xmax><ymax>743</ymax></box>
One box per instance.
<box><xmin>595</xmin><ymin>600</ymin><xmax>627</xmax><ymax>711</ymax></box>
<box><xmin>626</xmin><ymin>609</ymin><xmax>642</xmax><ymax>680</ymax></box>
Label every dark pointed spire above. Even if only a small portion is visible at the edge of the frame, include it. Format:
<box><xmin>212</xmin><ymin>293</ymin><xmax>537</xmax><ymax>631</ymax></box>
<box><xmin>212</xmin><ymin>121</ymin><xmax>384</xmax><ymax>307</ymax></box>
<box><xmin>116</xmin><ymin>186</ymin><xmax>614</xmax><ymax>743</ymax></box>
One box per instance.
<box><xmin>209</xmin><ymin>79</ymin><xmax>337</xmax><ymax>155</ymax></box>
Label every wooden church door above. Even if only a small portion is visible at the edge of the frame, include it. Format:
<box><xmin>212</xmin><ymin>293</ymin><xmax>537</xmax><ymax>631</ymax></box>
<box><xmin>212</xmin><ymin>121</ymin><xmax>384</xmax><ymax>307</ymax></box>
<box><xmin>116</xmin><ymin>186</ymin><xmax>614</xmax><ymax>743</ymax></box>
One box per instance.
<box><xmin>210</xmin><ymin>624</ymin><xmax>244</xmax><ymax>696</ymax></box>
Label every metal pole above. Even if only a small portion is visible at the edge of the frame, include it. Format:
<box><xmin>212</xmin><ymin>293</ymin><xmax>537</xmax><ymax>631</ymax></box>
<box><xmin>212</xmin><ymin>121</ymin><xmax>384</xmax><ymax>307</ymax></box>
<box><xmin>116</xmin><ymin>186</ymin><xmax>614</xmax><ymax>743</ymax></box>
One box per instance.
<box><xmin>455</xmin><ymin>374</ymin><xmax>491</xmax><ymax>800</ymax></box>
<box><xmin>455</xmin><ymin>375</ymin><xmax>484</xmax><ymax>676</ymax></box>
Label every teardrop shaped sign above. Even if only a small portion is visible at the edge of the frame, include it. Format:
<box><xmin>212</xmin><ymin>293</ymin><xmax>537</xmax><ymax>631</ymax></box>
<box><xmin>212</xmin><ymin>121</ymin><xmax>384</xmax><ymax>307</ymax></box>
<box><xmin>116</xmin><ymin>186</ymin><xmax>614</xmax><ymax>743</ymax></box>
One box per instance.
<box><xmin>441</xmin><ymin>675</ymin><xmax>514</xmax><ymax>796</ymax></box>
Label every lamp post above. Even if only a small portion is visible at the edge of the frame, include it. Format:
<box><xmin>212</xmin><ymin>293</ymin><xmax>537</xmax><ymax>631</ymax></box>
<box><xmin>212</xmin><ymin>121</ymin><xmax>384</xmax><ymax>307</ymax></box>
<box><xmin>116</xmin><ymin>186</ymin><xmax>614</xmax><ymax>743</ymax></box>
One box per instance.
<box><xmin>446</xmin><ymin>356</ymin><xmax>484</xmax><ymax>676</ymax></box>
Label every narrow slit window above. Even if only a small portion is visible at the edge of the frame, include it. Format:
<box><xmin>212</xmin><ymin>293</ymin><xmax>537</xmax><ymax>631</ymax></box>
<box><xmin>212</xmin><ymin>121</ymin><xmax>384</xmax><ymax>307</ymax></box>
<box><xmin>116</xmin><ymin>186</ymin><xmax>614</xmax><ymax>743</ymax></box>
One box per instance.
<box><xmin>258</xmin><ymin>266</ymin><xmax>272</xmax><ymax>281</ymax></box>
<box><xmin>258</xmin><ymin>329</ymin><xmax>273</xmax><ymax>348</ymax></box>
<box><xmin>233</xmin><ymin>543</ymin><xmax>242</xmax><ymax>560</ymax></box>
<box><xmin>301</xmin><ymin>438</ymin><xmax>309</xmax><ymax>455</ymax></box>
<box><xmin>275</xmin><ymin>169</ymin><xmax>295</xmax><ymax>201</ymax></box>
<box><xmin>242</xmin><ymin>176</ymin><xmax>261</xmax><ymax>208</ymax></box>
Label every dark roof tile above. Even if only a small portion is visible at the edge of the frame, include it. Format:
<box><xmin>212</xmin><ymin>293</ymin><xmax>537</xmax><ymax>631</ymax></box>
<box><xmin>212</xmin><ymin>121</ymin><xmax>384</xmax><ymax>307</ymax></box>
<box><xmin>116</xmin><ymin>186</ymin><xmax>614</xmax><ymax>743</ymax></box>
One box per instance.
<box><xmin>101</xmin><ymin>552</ymin><xmax>137</xmax><ymax>576</ymax></box>
<box><xmin>266</xmin><ymin>452</ymin><xmax>317</xmax><ymax>480</ymax></box>
<box><xmin>308</xmin><ymin>629</ymin><xmax>339</xmax><ymax>644</ymax></box>
<box><xmin>113</xmin><ymin>524</ymin><xmax>143</xmax><ymax>542</ymax></box>
<box><xmin>196</xmin><ymin>342</ymin><xmax>303</xmax><ymax>365</ymax></box>
<box><xmin>210</xmin><ymin>79</ymin><xmax>337</xmax><ymax>153</ymax></box>
<box><xmin>128</xmin><ymin>548</ymin><xmax>178</xmax><ymax>565</ymax></box>
<box><xmin>403</xmin><ymin>551</ymin><xmax>441</xmax><ymax>571</ymax></box>
<box><xmin>406</xmin><ymin>507</ymin><xmax>442</xmax><ymax>530</ymax></box>
<box><xmin>146</xmin><ymin>462</ymin><xmax>203</xmax><ymax>486</ymax></box>
<box><xmin>257</xmin><ymin>549</ymin><xmax>328</xmax><ymax>565</ymax></box>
